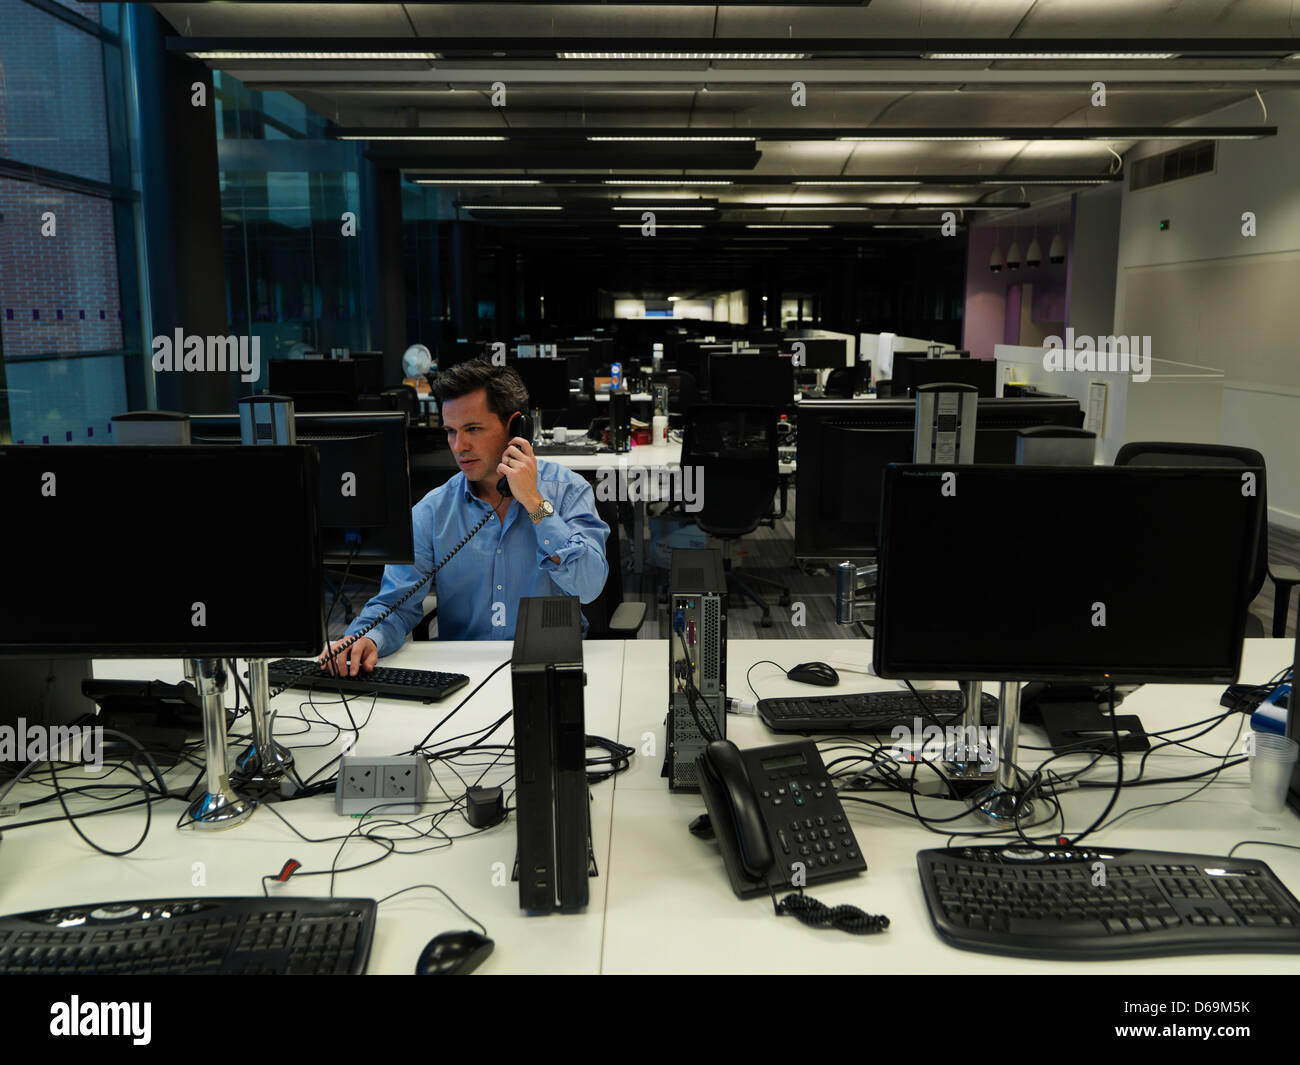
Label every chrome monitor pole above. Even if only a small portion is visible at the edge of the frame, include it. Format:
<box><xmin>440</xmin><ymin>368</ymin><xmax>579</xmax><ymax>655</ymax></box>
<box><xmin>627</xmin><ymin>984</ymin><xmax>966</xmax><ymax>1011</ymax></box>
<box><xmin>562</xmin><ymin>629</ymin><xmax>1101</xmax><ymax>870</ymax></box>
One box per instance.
<box><xmin>969</xmin><ymin>680</ymin><xmax>1036</xmax><ymax>825</ymax></box>
<box><xmin>231</xmin><ymin>659</ymin><xmax>294</xmax><ymax>790</ymax></box>
<box><xmin>181</xmin><ymin>658</ymin><xmax>254</xmax><ymax>829</ymax></box>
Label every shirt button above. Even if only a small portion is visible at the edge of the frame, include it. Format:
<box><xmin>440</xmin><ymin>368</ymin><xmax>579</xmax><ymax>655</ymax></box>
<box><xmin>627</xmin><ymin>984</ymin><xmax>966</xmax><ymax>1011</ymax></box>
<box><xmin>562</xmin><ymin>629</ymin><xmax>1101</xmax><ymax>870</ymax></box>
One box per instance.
<box><xmin>496</xmin><ymin>549</ymin><xmax>501</xmax><ymax>554</ymax></box>
<box><xmin>497</xmin><ymin>585</ymin><xmax>502</xmax><ymax>590</ymax></box>
<box><xmin>544</xmin><ymin>539</ymin><xmax>550</xmax><ymax>545</ymax></box>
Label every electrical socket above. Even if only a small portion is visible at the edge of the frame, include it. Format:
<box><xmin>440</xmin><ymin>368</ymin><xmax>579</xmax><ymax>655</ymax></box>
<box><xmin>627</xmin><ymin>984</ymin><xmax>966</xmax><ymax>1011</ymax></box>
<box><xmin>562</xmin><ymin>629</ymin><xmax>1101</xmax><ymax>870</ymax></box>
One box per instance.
<box><xmin>335</xmin><ymin>755</ymin><xmax>428</xmax><ymax>816</ymax></box>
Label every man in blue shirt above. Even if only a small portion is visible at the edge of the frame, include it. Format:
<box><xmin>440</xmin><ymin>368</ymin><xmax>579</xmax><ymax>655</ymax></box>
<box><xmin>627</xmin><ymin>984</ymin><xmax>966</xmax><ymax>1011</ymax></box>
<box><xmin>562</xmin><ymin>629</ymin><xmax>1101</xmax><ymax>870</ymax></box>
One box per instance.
<box><xmin>321</xmin><ymin>359</ymin><xmax>609</xmax><ymax>675</ymax></box>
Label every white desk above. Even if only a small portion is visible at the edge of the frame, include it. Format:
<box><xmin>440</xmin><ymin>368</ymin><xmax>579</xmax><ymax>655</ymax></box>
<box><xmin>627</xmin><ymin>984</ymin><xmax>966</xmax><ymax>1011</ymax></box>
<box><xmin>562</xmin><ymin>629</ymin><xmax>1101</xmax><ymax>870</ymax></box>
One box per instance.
<box><xmin>543</xmin><ymin>442</ymin><xmax>682</xmax><ymax>572</ymax></box>
<box><xmin>603</xmin><ymin>638</ymin><xmax>1300</xmax><ymax>974</ymax></box>
<box><xmin>5</xmin><ymin>639</ymin><xmax>1298</xmax><ymax>976</ymax></box>
<box><xmin>0</xmin><ymin>641</ymin><xmax>625</xmax><ymax>976</ymax></box>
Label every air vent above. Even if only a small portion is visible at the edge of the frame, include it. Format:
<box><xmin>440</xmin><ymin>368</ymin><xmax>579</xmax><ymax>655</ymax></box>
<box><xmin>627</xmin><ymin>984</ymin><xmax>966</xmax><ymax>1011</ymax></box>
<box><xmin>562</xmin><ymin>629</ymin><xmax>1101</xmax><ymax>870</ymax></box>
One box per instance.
<box><xmin>541</xmin><ymin>599</ymin><xmax>572</xmax><ymax>628</ymax></box>
<box><xmin>1129</xmin><ymin>140</ymin><xmax>1215</xmax><ymax>191</ymax></box>
<box><xmin>702</xmin><ymin>598</ymin><xmax>720</xmax><ymax>686</ymax></box>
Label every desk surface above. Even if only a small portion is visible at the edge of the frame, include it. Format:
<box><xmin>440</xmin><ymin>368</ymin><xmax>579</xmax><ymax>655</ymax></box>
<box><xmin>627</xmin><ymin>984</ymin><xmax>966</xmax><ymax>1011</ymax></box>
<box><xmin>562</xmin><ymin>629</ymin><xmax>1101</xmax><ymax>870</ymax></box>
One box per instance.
<box><xmin>3</xmin><ymin>639</ymin><xmax>1297</xmax><ymax>975</ymax></box>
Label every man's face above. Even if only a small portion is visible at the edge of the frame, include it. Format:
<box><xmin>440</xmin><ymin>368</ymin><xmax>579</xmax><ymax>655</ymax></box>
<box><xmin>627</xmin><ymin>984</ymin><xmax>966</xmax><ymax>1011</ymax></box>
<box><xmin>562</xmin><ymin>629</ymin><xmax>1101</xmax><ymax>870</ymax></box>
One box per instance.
<box><xmin>442</xmin><ymin>388</ymin><xmax>515</xmax><ymax>488</ymax></box>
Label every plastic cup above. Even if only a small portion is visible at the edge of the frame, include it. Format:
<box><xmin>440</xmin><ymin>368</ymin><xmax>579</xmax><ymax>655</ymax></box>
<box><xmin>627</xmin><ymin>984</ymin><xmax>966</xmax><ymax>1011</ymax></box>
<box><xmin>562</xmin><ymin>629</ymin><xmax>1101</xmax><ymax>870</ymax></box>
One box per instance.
<box><xmin>552</xmin><ymin>426</ymin><xmax>567</xmax><ymax>445</ymax></box>
<box><xmin>1249</xmin><ymin>731</ymin><xmax>1299</xmax><ymax>813</ymax></box>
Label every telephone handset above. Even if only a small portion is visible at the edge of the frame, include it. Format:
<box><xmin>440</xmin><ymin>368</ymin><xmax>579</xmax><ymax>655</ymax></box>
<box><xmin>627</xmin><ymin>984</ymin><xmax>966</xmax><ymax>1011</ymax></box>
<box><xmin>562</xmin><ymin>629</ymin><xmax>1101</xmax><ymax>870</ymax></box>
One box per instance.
<box><xmin>496</xmin><ymin>411</ymin><xmax>533</xmax><ymax>498</ymax></box>
<box><xmin>319</xmin><ymin>410</ymin><xmax>531</xmax><ymax>676</ymax></box>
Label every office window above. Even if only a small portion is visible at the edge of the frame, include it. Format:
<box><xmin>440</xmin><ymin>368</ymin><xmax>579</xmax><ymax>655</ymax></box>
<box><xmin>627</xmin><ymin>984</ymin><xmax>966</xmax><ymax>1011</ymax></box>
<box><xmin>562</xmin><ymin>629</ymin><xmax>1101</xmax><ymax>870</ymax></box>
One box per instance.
<box><xmin>0</xmin><ymin>1</ymin><xmax>140</xmax><ymax>445</ymax></box>
<box><xmin>216</xmin><ymin>72</ymin><xmax>372</xmax><ymax>373</ymax></box>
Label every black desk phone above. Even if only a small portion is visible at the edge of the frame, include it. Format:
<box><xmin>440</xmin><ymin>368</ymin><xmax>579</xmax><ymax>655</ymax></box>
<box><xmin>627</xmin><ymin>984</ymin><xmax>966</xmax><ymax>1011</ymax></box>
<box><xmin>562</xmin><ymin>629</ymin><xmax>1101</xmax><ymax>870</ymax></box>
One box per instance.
<box><xmin>696</xmin><ymin>739</ymin><xmax>867</xmax><ymax>899</ymax></box>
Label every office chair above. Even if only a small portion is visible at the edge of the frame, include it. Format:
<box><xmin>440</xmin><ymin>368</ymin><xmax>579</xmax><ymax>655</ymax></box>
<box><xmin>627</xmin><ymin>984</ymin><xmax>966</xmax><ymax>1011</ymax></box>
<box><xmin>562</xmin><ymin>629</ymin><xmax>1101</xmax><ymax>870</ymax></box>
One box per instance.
<box><xmin>824</xmin><ymin>365</ymin><xmax>864</xmax><ymax>399</ymax></box>
<box><xmin>584</xmin><ymin>495</ymin><xmax>647</xmax><ymax>639</ymax></box>
<box><xmin>1115</xmin><ymin>441</ymin><xmax>1300</xmax><ymax>638</ymax></box>
<box><xmin>681</xmin><ymin>404</ymin><xmax>789</xmax><ymax>627</ymax></box>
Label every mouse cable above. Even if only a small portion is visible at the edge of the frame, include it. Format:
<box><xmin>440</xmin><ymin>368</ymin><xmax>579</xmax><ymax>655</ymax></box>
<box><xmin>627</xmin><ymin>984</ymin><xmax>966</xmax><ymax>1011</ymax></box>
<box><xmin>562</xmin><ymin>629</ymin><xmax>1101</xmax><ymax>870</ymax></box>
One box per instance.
<box><xmin>769</xmin><ymin>886</ymin><xmax>890</xmax><ymax>935</ymax></box>
<box><xmin>374</xmin><ymin>883</ymin><xmax>487</xmax><ymax>936</ymax></box>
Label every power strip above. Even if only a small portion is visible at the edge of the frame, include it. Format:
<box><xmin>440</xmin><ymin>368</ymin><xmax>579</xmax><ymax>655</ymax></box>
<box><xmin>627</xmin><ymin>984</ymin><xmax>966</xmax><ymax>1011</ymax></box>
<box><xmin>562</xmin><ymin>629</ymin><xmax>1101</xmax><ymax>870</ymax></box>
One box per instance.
<box><xmin>334</xmin><ymin>754</ymin><xmax>429</xmax><ymax>816</ymax></box>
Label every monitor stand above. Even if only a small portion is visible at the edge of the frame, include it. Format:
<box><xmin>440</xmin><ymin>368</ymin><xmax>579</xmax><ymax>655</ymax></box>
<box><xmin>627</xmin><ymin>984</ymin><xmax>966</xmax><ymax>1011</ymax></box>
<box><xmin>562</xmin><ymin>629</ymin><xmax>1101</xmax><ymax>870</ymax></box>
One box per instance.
<box><xmin>230</xmin><ymin>659</ymin><xmax>294</xmax><ymax>793</ymax></box>
<box><xmin>969</xmin><ymin>680</ymin><xmax>1051</xmax><ymax>826</ymax></box>
<box><xmin>938</xmin><ymin>680</ymin><xmax>996</xmax><ymax>793</ymax></box>
<box><xmin>181</xmin><ymin>658</ymin><xmax>254</xmax><ymax>829</ymax></box>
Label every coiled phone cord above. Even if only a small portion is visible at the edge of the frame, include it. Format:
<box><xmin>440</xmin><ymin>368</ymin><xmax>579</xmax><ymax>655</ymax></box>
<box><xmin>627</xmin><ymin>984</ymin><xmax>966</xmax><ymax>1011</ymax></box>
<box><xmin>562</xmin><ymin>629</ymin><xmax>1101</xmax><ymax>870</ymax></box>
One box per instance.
<box><xmin>770</xmin><ymin>888</ymin><xmax>890</xmax><ymax>935</ymax></box>
<box><xmin>274</xmin><ymin>508</ymin><xmax>498</xmax><ymax>695</ymax></box>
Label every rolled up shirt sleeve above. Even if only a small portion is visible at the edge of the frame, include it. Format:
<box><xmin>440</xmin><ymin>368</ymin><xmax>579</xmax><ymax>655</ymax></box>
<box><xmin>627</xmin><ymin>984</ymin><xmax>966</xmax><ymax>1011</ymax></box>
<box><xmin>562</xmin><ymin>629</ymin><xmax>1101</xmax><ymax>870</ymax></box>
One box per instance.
<box><xmin>532</xmin><ymin>472</ymin><xmax>609</xmax><ymax>605</ymax></box>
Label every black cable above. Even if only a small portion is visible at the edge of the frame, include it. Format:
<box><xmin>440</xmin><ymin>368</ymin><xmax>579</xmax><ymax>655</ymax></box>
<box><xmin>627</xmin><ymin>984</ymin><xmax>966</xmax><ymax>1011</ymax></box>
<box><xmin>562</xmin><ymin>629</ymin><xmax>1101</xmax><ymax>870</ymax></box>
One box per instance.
<box><xmin>1055</xmin><ymin>684</ymin><xmax>1122</xmax><ymax>848</ymax></box>
<box><xmin>745</xmin><ymin>659</ymin><xmax>786</xmax><ymax>700</ymax></box>
<box><xmin>374</xmin><ymin>884</ymin><xmax>487</xmax><ymax>935</ymax></box>
<box><xmin>48</xmin><ymin>756</ymin><xmax>153</xmax><ymax>857</ymax></box>
<box><xmin>585</xmin><ymin>734</ymin><xmax>635</xmax><ymax>784</ymax></box>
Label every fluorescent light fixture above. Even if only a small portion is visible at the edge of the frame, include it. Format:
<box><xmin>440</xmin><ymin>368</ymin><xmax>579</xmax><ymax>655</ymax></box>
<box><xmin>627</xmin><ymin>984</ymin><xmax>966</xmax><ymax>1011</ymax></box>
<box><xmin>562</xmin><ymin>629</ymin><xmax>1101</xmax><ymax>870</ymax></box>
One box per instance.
<box><xmin>617</xmin><ymin>223</ymin><xmax>704</xmax><ymax>228</ymax></box>
<box><xmin>764</xmin><ymin>205</ymin><xmax>868</xmax><ymax>211</ymax></box>
<box><xmin>189</xmin><ymin>50</ymin><xmax>442</xmax><ymax>60</ymax></box>
<box><xmin>839</xmin><ymin>134</ymin><xmax>1008</xmax><ymax>141</ymax></box>
<box><xmin>745</xmin><ymin>224</ymin><xmax>832</xmax><ymax>229</ymax></box>
<box><xmin>925</xmin><ymin>52</ymin><xmax>1176</xmax><ymax>60</ymax></box>
<box><xmin>558</xmin><ymin>51</ymin><xmax>806</xmax><ymax>60</ymax></box>
<box><xmin>413</xmin><ymin>178</ymin><xmax>541</xmax><ymax>185</ymax></box>
<box><xmin>464</xmin><ymin>204</ymin><xmax>563</xmax><ymax>211</ymax></box>
<box><xmin>337</xmin><ymin>134</ymin><xmax>506</xmax><ymax>141</ymax></box>
<box><xmin>875</xmin><ymin>223</ymin><xmax>946</xmax><ymax>229</ymax></box>
<box><xmin>793</xmin><ymin>180</ymin><xmax>916</xmax><ymax>186</ymax></box>
<box><xmin>667</xmin><ymin>296</ymin><xmax>680</xmax><ymax>301</ymax></box>
<box><xmin>587</xmin><ymin>136</ymin><xmax>755</xmax><ymax>142</ymax></box>
<box><xmin>604</xmin><ymin>179</ymin><xmax>732</xmax><ymax>186</ymax></box>
<box><xmin>979</xmin><ymin>177</ymin><xmax>1112</xmax><ymax>184</ymax></box>
<box><xmin>611</xmin><ymin>205</ymin><xmax>714</xmax><ymax>211</ymax></box>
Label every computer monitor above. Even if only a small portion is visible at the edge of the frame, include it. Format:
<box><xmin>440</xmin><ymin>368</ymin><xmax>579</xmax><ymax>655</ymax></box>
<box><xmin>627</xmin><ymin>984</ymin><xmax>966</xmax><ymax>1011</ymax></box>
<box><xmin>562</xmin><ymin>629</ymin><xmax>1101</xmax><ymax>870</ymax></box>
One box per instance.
<box><xmin>438</xmin><ymin>341</ymin><xmax>487</xmax><ymax>370</ymax></box>
<box><xmin>893</xmin><ymin>355</ymin><xmax>997</xmax><ymax>398</ymax></box>
<box><xmin>790</xmin><ymin>337</ymin><xmax>850</xmax><ymax>369</ymax></box>
<box><xmin>794</xmin><ymin>397</ymin><xmax>1084</xmax><ymax>559</ymax></box>
<box><xmin>191</xmin><ymin>411</ymin><xmax>414</xmax><ymax>565</ymax></box>
<box><xmin>873</xmin><ymin>464</ymin><xmax>1262</xmax><ymax>684</ymax></box>
<box><xmin>266</xmin><ymin>359</ymin><xmax>366</xmax><ymax>412</ymax></box>
<box><xmin>709</xmin><ymin>354</ymin><xmax>794</xmax><ymax>409</ymax></box>
<box><xmin>510</xmin><ymin>357</ymin><xmax>571</xmax><ymax>411</ymax></box>
<box><xmin>0</xmin><ymin>445</ymin><xmax>326</xmax><ymax>658</ymax></box>
<box><xmin>348</xmin><ymin>352</ymin><xmax>386</xmax><ymax>394</ymax></box>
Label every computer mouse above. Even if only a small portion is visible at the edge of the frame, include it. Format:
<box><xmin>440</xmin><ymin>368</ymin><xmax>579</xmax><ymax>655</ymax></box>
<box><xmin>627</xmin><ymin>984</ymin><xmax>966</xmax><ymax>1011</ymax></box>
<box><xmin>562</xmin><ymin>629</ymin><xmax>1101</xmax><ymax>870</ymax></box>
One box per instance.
<box><xmin>787</xmin><ymin>662</ymin><xmax>839</xmax><ymax>687</ymax></box>
<box><xmin>415</xmin><ymin>930</ymin><xmax>494</xmax><ymax>975</ymax></box>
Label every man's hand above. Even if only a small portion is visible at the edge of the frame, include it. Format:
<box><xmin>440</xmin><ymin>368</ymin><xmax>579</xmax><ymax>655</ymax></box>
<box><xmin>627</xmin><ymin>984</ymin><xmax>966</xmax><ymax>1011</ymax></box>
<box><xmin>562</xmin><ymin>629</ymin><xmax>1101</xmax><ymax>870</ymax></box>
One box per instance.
<box><xmin>318</xmin><ymin>637</ymin><xmax>378</xmax><ymax>677</ymax></box>
<box><xmin>498</xmin><ymin>436</ymin><xmax>541</xmax><ymax>511</ymax></box>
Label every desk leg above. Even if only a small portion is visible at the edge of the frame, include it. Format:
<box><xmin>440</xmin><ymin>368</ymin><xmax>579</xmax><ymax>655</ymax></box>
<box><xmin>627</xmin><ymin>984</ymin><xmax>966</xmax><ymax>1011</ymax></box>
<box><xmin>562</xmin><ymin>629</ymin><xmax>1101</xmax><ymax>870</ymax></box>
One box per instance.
<box><xmin>632</xmin><ymin>499</ymin><xmax>645</xmax><ymax>574</ymax></box>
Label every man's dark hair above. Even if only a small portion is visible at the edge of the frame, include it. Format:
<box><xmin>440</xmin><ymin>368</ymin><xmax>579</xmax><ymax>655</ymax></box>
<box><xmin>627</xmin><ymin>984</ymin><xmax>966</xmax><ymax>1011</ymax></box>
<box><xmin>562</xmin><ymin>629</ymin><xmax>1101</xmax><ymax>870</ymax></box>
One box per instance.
<box><xmin>430</xmin><ymin>358</ymin><xmax>529</xmax><ymax>425</ymax></box>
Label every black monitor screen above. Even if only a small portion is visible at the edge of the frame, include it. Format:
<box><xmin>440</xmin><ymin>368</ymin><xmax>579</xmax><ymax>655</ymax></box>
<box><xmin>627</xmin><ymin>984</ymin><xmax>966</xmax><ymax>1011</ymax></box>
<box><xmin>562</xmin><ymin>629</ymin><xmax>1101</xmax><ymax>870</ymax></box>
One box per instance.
<box><xmin>894</xmin><ymin>356</ymin><xmax>997</xmax><ymax>398</ymax></box>
<box><xmin>510</xmin><ymin>357</ymin><xmax>571</xmax><ymax>410</ymax></box>
<box><xmin>190</xmin><ymin>411</ymin><xmax>413</xmax><ymax>566</ymax></box>
<box><xmin>790</xmin><ymin>337</ymin><xmax>849</xmax><ymax>369</ymax></box>
<box><xmin>267</xmin><ymin>359</ymin><xmax>364</xmax><ymax>411</ymax></box>
<box><xmin>873</xmin><ymin>464</ymin><xmax>1261</xmax><ymax>684</ymax></box>
<box><xmin>795</xmin><ymin>398</ymin><xmax>1084</xmax><ymax>559</ymax></box>
<box><xmin>0</xmin><ymin>445</ymin><xmax>326</xmax><ymax>659</ymax></box>
<box><xmin>710</xmin><ymin>354</ymin><xmax>794</xmax><ymax>408</ymax></box>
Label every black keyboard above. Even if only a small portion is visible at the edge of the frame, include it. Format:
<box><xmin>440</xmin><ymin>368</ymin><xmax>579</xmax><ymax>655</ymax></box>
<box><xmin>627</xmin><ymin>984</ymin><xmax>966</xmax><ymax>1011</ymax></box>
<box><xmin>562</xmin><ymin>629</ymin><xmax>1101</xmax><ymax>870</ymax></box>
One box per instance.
<box><xmin>758</xmin><ymin>689</ymin><xmax>999</xmax><ymax>733</ymax></box>
<box><xmin>267</xmin><ymin>659</ymin><xmax>470</xmax><ymax>703</ymax></box>
<box><xmin>0</xmin><ymin>896</ymin><xmax>375</xmax><ymax>974</ymax></box>
<box><xmin>919</xmin><ymin>845</ymin><xmax>1300</xmax><ymax>959</ymax></box>
<box><xmin>534</xmin><ymin>443</ymin><xmax>601</xmax><ymax>456</ymax></box>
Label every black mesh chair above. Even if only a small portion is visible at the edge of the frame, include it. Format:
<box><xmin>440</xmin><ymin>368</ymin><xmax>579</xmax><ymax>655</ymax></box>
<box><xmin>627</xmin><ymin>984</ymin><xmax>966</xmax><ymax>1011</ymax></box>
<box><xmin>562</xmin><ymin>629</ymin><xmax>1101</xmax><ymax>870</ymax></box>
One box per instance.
<box><xmin>1114</xmin><ymin>441</ymin><xmax>1300</xmax><ymax>637</ymax></box>
<box><xmin>681</xmin><ymin>404</ymin><xmax>789</xmax><ymax>627</ymax></box>
<box><xmin>584</xmin><ymin>495</ymin><xmax>647</xmax><ymax>639</ymax></box>
<box><xmin>825</xmin><ymin>365</ymin><xmax>864</xmax><ymax>399</ymax></box>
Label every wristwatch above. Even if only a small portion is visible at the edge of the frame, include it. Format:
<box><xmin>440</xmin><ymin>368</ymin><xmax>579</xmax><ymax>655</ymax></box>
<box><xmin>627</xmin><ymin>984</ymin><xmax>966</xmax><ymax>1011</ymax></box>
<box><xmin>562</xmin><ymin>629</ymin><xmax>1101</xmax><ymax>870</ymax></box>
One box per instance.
<box><xmin>528</xmin><ymin>498</ymin><xmax>555</xmax><ymax>524</ymax></box>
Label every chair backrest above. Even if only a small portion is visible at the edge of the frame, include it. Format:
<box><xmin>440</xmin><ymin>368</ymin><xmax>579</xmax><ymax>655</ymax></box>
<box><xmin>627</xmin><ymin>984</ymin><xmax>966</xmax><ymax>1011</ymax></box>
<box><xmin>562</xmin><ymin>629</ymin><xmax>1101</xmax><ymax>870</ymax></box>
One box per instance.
<box><xmin>825</xmin><ymin>365</ymin><xmax>864</xmax><ymax>399</ymax></box>
<box><xmin>1114</xmin><ymin>440</ymin><xmax>1267</xmax><ymax>599</ymax></box>
<box><xmin>681</xmin><ymin>404</ymin><xmax>778</xmax><ymax>538</ymax></box>
<box><xmin>584</xmin><ymin>492</ymin><xmax>625</xmax><ymax>637</ymax></box>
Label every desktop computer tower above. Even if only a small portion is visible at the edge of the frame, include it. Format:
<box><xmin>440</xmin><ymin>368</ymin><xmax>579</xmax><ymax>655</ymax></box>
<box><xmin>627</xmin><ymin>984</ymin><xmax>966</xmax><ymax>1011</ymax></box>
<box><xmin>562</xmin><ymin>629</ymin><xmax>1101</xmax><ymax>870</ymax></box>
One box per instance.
<box><xmin>511</xmin><ymin>596</ymin><xmax>590</xmax><ymax>914</ymax></box>
<box><xmin>664</xmin><ymin>548</ymin><xmax>727</xmax><ymax>792</ymax></box>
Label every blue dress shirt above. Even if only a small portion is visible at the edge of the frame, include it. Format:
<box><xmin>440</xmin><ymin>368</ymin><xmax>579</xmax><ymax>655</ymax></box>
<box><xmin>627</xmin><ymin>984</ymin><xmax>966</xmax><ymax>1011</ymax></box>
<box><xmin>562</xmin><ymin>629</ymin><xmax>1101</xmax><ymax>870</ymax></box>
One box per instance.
<box><xmin>343</xmin><ymin>459</ymin><xmax>610</xmax><ymax>652</ymax></box>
